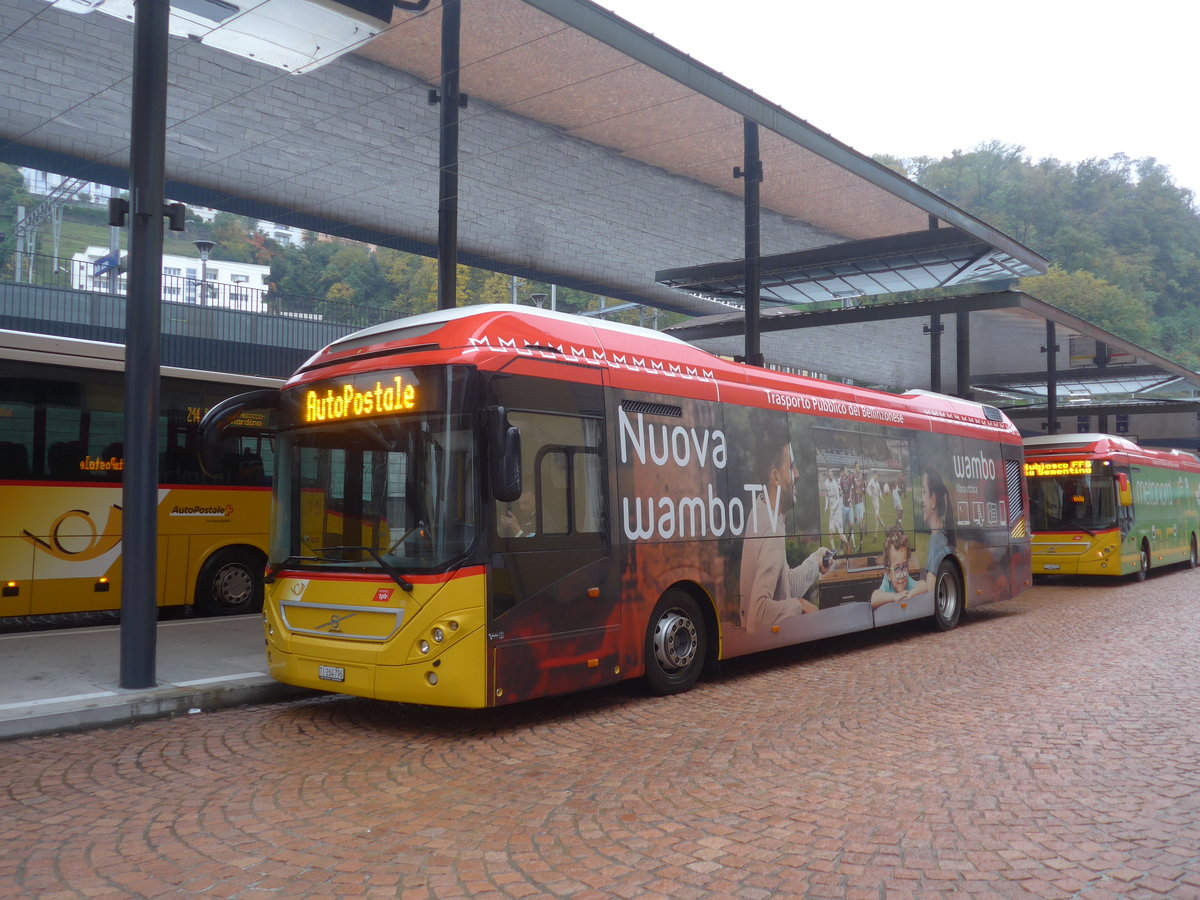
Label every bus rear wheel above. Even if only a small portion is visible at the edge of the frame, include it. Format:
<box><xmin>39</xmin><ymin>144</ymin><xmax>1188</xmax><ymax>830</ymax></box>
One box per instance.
<box><xmin>930</xmin><ymin>560</ymin><xmax>962</xmax><ymax>632</ymax></box>
<box><xmin>194</xmin><ymin>548</ymin><xmax>265</xmax><ymax>616</ymax></box>
<box><xmin>1189</xmin><ymin>535</ymin><xmax>1198</xmax><ymax>569</ymax></box>
<box><xmin>644</xmin><ymin>591</ymin><xmax>706</xmax><ymax>695</ymax></box>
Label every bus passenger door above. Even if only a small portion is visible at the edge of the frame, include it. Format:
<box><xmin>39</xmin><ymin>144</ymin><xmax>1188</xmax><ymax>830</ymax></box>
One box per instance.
<box><xmin>1116</xmin><ymin>468</ymin><xmax>1134</xmax><ymax>539</ymax></box>
<box><xmin>486</xmin><ymin>369</ymin><xmax>618</xmax><ymax>704</ymax></box>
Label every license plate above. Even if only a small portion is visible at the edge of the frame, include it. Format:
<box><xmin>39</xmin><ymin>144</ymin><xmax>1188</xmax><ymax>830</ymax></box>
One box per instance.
<box><xmin>1042</xmin><ymin>564</ymin><xmax>1060</xmax><ymax>571</ymax></box>
<box><xmin>318</xmin><ymin>664</ymin><xmax>345</xmax><ymax>682</ymax></box>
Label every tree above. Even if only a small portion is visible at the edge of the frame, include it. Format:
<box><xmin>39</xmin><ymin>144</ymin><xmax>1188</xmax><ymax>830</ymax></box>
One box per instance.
<box><xmin>1020</xmin><ymin>267</ymin><xmax>1155</xmax><ymax>348</ymax></box>
<box><xmin>209</xmin><ymin>213</ymin><xmax>258</xmax><ymax>263</ymax></box>
<box><xmin>912</xmin><ymin>142</ymin><xmax>1200</xmax><ymax>366</ymax></box>
<box><xmin>0</xmin><ymin>163</ymin><xmax>31</xmax><ymax>271</ymax></box>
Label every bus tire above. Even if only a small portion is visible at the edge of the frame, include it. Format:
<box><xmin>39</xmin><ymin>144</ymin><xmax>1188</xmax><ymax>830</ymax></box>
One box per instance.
<box><xmin>194</xmin><ymin>547</ymin><xmax>265</xmax><ymax>616</ymax></box>
<box><xmin>930</xmin><ymin>560</ymin><xmax>962</xmax><ymax>632</ymax></box>
<box><xmin>1135</xmin><ymin>541</ymin><xmax>1150</xmax><ymax>582</ymax></box>
<box><xmin>1189</xmin><ymin>535</ymin><xmax>1198</xmax><ymax>569</ymax></box>
<box><xmin>644</xmin><ymin>591</ymin><xmax>706</xmax><ymax>696</ymax></box>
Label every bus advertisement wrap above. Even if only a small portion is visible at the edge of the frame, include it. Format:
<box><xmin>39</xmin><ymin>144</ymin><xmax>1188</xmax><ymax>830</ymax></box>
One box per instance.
<box><xmin>247</xmin><ymin>306</ymin><xmax>1031</xmax><ymax>708</ymax></box>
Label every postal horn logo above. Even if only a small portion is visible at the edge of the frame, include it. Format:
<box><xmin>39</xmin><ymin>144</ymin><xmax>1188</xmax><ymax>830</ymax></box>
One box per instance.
<box><xmin>21</xmin><ymin>505</ymin><xmax>124</xmax><ymax>561</ymax></box>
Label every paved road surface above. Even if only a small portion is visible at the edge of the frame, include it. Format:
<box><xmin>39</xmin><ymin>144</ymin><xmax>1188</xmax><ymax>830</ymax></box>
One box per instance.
<box><xmin>3</xmin><ymin>570</ymin><xmax>1200</xmax><ymax>898</ymax></box>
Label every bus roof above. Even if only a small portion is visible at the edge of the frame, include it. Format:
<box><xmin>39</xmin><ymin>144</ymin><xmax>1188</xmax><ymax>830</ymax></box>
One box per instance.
<box><xmin>1024</xmin><ymin>433</ymin><xmax>1200</xmax><ymax>468</ymax></box>
<box><xmin>294</xmin><ymin>305</ymin><xmax>1019</xmax><ymax>440</ymax></box>
<box><xmin>0</xmin><ymin>328</ymin><xmax>281</xmax><ymax>389</ymax></box>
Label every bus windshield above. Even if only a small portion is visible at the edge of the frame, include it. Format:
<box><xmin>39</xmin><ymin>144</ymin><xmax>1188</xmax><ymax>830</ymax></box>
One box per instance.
<box><xmin>272</xmin><ymin>367</ymin><xmax>478</xmax><ymax>575</ymax></box>
<box><xmin>1027</xmin><ymin>474</ymin><xmax>1118</xmax><ymax>533</ymax></box>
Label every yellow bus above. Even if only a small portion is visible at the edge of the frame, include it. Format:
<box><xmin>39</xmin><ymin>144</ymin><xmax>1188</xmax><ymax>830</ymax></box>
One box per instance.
<box><xmin>207</xmin><ymin>306</ymin><xmax>1031</xmax><ymax>707</ymax></box>
<box><xmin>0</xmin><ymin>329</ymin><xmax>279</xmax><ymax>620</ymax></box>
<box><xmin>1024</xmin><ymin>433</ymin><xmax>1200</xmax><ymax>579</ymax></box>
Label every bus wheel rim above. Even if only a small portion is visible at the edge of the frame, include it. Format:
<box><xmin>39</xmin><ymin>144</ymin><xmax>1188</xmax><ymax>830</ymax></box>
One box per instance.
<box><xmin>216</xmin><ymin>564</ymin><xmax>253</xmax><ymax>604</ymax></box>
<box><xmin>653</xmin><ymin>609</ymin><xmax>697</xmax><ymax>672</ymax></box>
<box><xmin>937</xmin><ymin>575</ymin><xmax>957</xmax><ymax>619</ymax></box>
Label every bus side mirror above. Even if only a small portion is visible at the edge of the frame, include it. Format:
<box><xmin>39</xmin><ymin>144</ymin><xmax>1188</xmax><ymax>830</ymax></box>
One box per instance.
<box><xmin>487</xmin><ymin>406</ymin><xmax>522</xmax><ymax>503</ymax></box>
<box><xmin>1117</xmin><ymin>472</ymin><xmax>1133</xmax><ymax>506</ymax></box>
<box><xmin>199</xmin><ymin>388</ymin><xmax>280</xmax><ymax>479</ymax></box>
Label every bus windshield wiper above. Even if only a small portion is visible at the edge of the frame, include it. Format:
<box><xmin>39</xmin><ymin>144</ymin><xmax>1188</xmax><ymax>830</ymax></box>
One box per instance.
<box><xmin>311</xmin><ymin>545</ymin><xmax>414</xmax><ymax>592</ymax></box>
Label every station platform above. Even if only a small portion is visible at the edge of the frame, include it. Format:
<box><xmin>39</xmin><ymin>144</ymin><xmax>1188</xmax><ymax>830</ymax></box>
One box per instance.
<box><xmin>0</xmin><ymin>614</ymin><xmax>309</xmax><ymax>741</ymax></box>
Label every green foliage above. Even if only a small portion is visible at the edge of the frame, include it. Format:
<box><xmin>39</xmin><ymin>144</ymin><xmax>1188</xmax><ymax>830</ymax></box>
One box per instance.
<box><xmin>0</xmin><ymin>164</ymin><xmax>29</xmax><ymax>278</ymax></box>
<box><xmin>890</xmin><ymin>143</ymin><xmax>1200</xmax><ymax>367</ymax></box>
<box><xmin>209</xmin><ymin>213</ymin><xmax>259</xmax><ymax>263</ymax></box>
<box><xmin>1022</xmin><ymin>267</ymin><xmax>1155</xmax><ymax>347</ymax></box>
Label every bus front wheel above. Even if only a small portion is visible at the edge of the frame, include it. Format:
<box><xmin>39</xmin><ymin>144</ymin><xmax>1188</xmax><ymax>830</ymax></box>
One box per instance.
<box><xmin>930</xmin><ymin>561</ymin><xmax>962</xmax><ymax>632</ymax></box>
<box><xmin>1190</xmin><ymin>535</ymin><xmax>1198</xmax><ymax>569</ymax></box>
<box><xmin>1135</xmin><ymin>542</ymin><xmax>1150</xmax><ymax>582</ymax></box>
<box><xmin>644</xmin><ymin>591</ymin><xmax>706</xmax><ymax>695</ymax></box>
<box><xmin>195</xmin><ymin>548</ymin><xmax>265</xmax><ymax>616</ymax></box>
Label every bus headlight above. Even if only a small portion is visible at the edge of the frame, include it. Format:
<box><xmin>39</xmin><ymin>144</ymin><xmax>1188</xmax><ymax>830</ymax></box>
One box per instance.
<box><xmin>432</xmin><ymin>627</ymin><xmax>445</xmax><ymax>643</ymax></box>
<box><xmin>418</xmin><ymin>639</ymin><xmax>430</xmax><ymax>654</ymax></box>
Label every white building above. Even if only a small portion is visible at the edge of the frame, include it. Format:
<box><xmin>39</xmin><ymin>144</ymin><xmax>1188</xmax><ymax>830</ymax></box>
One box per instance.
<box><xmin>20</xmin><ymin>169</ymin><xmax>111</xmax><ymax>205</ymax></box>
<box><xmin>71</xmin><ymin>247</ymin><xmax>272</xmax><ymax>312</ymax></box>
<box><xmin>257</xmin><ymin>221</ymin><xmax>305</xmax><ymax>247</ymax></box>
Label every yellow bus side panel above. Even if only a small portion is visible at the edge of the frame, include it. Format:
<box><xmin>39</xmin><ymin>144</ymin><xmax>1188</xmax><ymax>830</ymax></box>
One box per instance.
<box><xmin>0</xmin><ymin>535</ymin><xmax>35</xmax><ymax>616</ymax></box>
<box><xmin>0</xmin><ymin>485</ymin><xmax>268</xmax><ymax>615</ymax></box>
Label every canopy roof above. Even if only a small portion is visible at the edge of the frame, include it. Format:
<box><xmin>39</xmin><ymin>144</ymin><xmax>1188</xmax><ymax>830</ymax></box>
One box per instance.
<box><xmin>664</xmin><ymin>290</ymin><xmax>1200</xmax><ymax>411</ymax></box>
<box><xmin>2</xmin><ymin>0</ymin><xmax>1046</xmax><ymax>315</ymax></box>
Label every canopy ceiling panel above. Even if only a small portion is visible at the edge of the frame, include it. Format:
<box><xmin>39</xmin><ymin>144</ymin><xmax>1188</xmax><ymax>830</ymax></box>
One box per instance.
<box><xmin>664</xmin><ymin>292</ymin><xmax>1200</xmax><ymax>403</ymax></box>
<box><xmin>1</xmin><ymin>0</ymin><xmax>1046</xmax><ymax>314</ymax></box>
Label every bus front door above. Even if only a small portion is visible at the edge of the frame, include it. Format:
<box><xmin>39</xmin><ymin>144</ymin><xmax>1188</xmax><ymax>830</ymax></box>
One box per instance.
<box><xmin>486</xmin><ymin>371</ymin><xmax>618</xmax><ymax>704</ymax></box>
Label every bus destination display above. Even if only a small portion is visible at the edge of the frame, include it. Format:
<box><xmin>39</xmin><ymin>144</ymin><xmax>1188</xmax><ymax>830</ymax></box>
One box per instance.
<box><xmin>304</xmin><ymin>374</ymin><xmax>419</xmax><ymax>424</ymax></box>
<box><xmin>1024</xmin><ymin>459</ymin><xmax>1094</xmax><ymax>477</ymax></box>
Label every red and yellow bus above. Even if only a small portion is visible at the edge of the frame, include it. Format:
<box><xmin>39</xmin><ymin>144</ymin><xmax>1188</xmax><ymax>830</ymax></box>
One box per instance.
<box><xmin>0</xmin><ymin>329</ymin><xmax>279</xmax><ymax>620</ymax></box>
<box><xmin>208</xmin><ymin>305</ymin><xmax>1031</xmax><ymax>706</ymax></box>
<box><xmin>1024</xmin><ymin>433</ymin><xmax>1200</xmax><ymax>579</ymax></box>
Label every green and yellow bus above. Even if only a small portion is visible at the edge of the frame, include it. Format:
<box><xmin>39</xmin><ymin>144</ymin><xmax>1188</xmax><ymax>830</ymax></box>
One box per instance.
<box><xmin>0</xmin><ymin>328</ymin><xmax>279</xmax><ymax>620</ymax></box>
<box><xmin>1024</xmin><ymin>433</ymin><xmax>1200</xmax><ymax>579</ymax></box>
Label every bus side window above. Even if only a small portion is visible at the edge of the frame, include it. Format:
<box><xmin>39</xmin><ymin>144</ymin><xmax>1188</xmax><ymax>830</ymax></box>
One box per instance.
<box><xmin>0</xmin><ymin>441</ymin><xmax>29</xmax><ymax>478</ymax></box>
<box><xmin>538</xmin><ymin>449</ymin><xmax>570</xmax><ymax>535</ymax></box>
<box><xmin>501</xmin><ymin>407</ymin><xmax>605</xmax><ymax>546</ymax></box>
<box><xmin>48</xmin><ymin>440</ymin><xmax>85</xmax><ymax>479</ymax></box>
<box><xmin>574</xmin><ymin>448</ymin><xmax>603</xmax><ymax>534</ymax></box>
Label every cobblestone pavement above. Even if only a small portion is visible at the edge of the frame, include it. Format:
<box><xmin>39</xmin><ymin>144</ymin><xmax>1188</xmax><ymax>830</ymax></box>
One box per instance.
<box><xmin>4</xmin><ymin>568</ymin><xmax>1200</xmax><ymax>899</ymax></box>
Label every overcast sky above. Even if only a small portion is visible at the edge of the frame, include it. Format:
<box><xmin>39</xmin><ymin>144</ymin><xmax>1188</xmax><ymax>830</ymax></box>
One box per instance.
<box><xmin>601</xmin><ymin>0</ymin><xmax>1200</xmax><ymax>202</ymax></box>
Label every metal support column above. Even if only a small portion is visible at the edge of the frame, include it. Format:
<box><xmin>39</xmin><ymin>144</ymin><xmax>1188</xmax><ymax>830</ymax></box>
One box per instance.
<box><xmin>120</xmin><ymin>0</ymin><xmax>170</xmax><ymax>689</ymax></box>
<box><xmin>435</xmin><ymin>0</ymin><xmax>462</xmax><ymax>311</ymax></box>
<box><xmin>735</xmin><ymin>119</ymin><xmax>763</xmax><ymax>367</ymax></box>
<box><xmin>925</xmin><ymin>314</ymin><xmax>944</xmax><ymax>393</ymax></box>
<box><xmin>1096</xmin><ymin>341</ymin><xmax>1109</xmax><ymax>433</ymax></box>
<box><xmin>956</xmin><ymin>311</ymin><xmax>971</xmax><ymax>400</ymax></box>
<box><xmin>1044</xmin><ymin>321</ymin><xmax>1059</xmax><ymax>435</ymax></box>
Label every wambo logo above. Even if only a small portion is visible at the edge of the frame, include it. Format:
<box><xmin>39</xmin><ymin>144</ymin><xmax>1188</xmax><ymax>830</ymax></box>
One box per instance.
<box><xmin>952</xmin><ymin>452</ymin><xmax>996</xmax><ymax>481</ymax></box>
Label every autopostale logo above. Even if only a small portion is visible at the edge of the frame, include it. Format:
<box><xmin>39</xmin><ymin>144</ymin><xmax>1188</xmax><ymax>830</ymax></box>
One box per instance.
<box><xmin>169</xmin><ymin>503</ymin><xmax>234</xmax><ymax>518</ymax></box>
